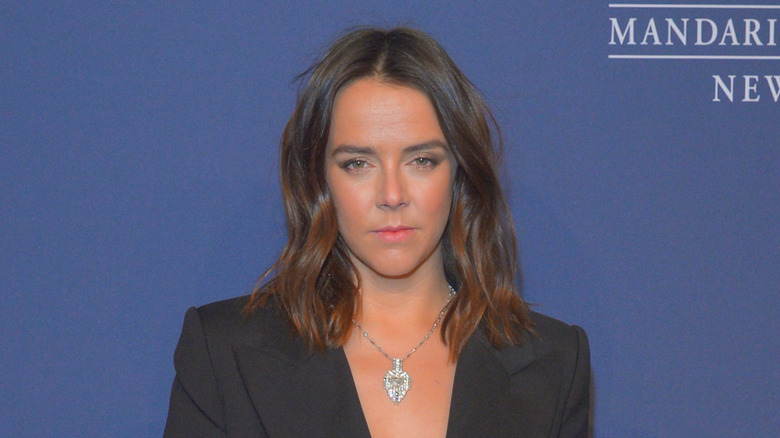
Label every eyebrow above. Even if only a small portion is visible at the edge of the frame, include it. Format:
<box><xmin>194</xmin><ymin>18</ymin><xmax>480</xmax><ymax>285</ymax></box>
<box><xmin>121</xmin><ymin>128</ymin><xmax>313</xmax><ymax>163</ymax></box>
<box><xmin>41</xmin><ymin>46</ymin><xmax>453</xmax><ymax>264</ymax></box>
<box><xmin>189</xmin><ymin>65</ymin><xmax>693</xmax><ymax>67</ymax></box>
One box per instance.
<box><xmin>330</xmin><ymin>140</ymin><xmax>448</xmax><ymax>157</ymax></box>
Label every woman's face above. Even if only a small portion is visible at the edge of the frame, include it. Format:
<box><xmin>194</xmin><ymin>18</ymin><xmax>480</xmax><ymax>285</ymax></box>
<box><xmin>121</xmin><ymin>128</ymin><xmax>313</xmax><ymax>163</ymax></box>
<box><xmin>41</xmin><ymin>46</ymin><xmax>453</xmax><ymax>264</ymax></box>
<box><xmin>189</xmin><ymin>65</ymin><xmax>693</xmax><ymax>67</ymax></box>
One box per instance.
<box><xmin>325</xmin><ymin>78</ymin><xmax>457</xmax><ymax>281</ymax></box>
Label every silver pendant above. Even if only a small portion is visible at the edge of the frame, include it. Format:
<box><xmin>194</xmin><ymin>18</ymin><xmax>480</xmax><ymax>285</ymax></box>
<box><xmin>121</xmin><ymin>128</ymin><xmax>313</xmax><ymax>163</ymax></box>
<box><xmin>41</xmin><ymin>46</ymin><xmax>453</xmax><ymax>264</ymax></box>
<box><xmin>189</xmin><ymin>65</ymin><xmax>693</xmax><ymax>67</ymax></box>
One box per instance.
<box><xmin>384</xmin><ymin>358</ymin><xmax>410</xmax><ymax>404</ymax></box>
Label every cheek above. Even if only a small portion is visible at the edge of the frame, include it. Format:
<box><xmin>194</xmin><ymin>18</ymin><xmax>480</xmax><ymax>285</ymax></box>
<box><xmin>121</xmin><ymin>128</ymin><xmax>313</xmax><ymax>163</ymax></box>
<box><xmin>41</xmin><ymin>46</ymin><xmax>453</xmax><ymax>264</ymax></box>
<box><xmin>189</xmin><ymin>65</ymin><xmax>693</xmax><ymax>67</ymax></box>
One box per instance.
<box><xmin>328</xmin><ymin>177</ymin><xmax>370</xmax><ymax>229</ymax></box>
<box><xmin>415</xmin><ymin>178</ymin><xmax>454</xmax><ymax>221</ymax></box>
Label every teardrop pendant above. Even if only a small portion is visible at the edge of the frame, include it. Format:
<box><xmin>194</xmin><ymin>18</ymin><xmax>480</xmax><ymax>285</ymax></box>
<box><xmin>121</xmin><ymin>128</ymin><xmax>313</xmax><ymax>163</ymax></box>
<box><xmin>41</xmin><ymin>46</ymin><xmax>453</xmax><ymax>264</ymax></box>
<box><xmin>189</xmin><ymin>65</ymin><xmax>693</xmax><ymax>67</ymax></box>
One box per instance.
<box><xmin>383</xmin><ymin>358</ymin><xmax>410</xmax><ymax>404</ymax></box>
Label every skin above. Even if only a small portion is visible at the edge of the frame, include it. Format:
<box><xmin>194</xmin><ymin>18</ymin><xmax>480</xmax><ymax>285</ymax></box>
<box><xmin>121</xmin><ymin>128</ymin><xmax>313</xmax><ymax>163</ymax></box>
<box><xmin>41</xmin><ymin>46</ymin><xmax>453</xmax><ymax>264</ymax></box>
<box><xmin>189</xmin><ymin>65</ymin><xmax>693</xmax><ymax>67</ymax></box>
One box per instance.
<box><xmin>325</xmin><ymin>77</ymin><xmax>458</xmax><ymax>438</ymax></box>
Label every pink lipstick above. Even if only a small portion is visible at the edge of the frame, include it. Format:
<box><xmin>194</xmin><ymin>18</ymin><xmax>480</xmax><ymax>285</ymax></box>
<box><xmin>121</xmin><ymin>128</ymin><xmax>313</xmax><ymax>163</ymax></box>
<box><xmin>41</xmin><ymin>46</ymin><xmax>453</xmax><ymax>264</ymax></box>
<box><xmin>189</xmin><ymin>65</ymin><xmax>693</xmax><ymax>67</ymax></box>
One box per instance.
<box><xmin>374</xmin><ymin>226</ymin><xmax>414</xmax><ymax>243</ymax></box>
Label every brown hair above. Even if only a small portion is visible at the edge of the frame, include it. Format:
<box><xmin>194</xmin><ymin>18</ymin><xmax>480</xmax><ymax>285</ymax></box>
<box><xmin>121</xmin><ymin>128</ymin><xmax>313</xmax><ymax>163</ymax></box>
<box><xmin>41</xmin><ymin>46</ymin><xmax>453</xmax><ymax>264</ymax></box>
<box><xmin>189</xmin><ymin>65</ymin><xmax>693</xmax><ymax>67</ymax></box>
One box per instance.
<box><xmin>245</xmin><ymin>27</ymin><xmax>531</xmax><ymax>359</ymax></box>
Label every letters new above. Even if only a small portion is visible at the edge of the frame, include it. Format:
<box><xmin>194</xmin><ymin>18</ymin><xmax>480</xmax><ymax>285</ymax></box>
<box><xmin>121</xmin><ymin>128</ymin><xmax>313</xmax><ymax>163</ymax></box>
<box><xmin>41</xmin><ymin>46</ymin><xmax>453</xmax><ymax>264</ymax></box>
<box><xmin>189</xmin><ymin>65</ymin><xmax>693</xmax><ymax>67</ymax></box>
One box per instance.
<box><xmin>712</xmin><ymin>75</ymin><xmax>780</xmax><ymax>102</ymax></box>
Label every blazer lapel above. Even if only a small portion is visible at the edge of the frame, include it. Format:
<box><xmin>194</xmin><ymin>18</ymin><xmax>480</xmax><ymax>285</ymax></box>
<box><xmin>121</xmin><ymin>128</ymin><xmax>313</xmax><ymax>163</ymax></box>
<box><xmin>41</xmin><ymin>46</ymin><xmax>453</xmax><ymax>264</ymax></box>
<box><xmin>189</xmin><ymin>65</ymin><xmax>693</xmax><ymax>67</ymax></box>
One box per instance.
<box><xmin>230</xmin><ymin>309</ymin><xmax>566</xmax><ymax>438</ymax></box>
<box><xmin>447</xmin><ymin>329</ymin><xmax>567</xmax><ymax>438</ymax></box>
<box><xmin>232</xmin><ymin>308</ymin><xmax>371</xmax><ymax>438</ymax></box>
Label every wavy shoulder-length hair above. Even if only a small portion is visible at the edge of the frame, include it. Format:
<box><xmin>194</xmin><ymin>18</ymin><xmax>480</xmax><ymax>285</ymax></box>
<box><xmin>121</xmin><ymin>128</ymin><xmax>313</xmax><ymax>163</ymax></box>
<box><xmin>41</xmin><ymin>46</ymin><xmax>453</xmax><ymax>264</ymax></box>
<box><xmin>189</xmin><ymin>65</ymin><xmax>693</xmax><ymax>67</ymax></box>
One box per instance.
<box><xmin>245</xmin><ymin>27</ymin><xmax>531</xmax><ymax>359</ymax></box>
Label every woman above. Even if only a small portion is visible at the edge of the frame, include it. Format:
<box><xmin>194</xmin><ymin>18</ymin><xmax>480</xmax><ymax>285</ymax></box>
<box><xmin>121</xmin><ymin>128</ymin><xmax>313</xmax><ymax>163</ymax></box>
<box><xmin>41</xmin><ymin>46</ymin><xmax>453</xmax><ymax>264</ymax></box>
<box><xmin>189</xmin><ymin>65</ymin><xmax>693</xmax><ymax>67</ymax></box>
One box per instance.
<box><xmin>165</xmin><ymin>27</ymin><xmax>589</xmax><ymax>438</ymax></box>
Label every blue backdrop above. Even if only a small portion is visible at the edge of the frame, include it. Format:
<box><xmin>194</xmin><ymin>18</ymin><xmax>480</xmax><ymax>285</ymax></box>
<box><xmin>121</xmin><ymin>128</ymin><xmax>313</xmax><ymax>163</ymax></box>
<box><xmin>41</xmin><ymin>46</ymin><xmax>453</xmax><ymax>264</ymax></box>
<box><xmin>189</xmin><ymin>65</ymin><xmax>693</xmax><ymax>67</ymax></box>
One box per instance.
<box><xmin>2</xmin><ymin>2</ymin><xmax>778</xmax><ymax>437</ymax></box>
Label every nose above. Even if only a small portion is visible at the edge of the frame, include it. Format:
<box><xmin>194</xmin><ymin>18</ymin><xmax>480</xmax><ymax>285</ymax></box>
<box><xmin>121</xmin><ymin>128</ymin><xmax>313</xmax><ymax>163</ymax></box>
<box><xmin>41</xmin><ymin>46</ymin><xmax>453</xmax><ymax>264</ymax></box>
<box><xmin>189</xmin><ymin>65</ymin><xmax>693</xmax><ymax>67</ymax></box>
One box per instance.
<box><xmin>377</xmin><ymin>166</ymin><xmax>408</xmax><ymax>210</ymax></box>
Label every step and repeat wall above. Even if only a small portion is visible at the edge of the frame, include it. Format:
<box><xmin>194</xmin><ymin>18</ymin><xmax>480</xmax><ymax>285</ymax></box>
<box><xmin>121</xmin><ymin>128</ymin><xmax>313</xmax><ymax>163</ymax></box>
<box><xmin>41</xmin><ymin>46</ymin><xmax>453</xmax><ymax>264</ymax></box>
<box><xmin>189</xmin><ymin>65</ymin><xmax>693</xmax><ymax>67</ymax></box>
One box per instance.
<box><xmin>2</xmin><ymin>2</ymin><xmax>777</xmax><ymax>436</ymax></box>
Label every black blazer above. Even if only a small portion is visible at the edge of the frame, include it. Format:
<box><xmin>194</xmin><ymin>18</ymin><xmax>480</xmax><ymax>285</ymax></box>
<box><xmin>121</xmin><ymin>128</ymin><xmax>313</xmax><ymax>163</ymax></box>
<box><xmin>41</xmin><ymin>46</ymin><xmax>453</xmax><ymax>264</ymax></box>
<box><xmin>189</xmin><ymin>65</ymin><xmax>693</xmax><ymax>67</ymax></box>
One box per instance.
<box><xmin>164</xmin><ymin>295</ymin><xmax>590</xmax><ymax>437</ymax></box>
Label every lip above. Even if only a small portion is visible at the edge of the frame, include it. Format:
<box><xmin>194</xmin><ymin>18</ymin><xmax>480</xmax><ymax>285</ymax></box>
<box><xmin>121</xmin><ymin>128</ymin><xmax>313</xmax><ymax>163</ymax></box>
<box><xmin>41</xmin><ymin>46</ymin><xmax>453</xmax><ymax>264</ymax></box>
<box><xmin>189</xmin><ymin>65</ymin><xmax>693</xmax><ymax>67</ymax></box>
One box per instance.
<box><xmin>373</xmin><ymin>226</ymin><xmax>414</xmax><ymax>243</ymax></box>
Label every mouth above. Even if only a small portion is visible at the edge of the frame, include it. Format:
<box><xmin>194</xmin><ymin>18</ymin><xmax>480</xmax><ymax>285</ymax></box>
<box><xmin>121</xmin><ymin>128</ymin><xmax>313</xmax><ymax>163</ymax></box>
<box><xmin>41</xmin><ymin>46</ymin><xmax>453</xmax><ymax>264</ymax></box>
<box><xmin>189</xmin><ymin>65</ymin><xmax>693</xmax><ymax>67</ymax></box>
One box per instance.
<box><xmin>373</xmin><ymin>226</ymin><xmax>414</xmax><ymax>243</ymax></box>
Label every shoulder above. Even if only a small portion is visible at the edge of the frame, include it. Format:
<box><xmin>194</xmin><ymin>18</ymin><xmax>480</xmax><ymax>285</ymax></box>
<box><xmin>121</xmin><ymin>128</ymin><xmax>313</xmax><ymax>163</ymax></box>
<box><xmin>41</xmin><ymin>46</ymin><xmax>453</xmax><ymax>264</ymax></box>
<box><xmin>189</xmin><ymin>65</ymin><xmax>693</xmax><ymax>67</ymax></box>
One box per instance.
<box><xmin>190</xmin><ymin>294</ymin><xmax>251</xmax><ymax>337</ymax></box>
<box><xmin>524</xmin><ymin>312</ymin><xmax>591</xmax><ymax>436</ymax></box>
<box><xmin>481</xmin><ymin>311</ymin><xmax>590</xmax><ymax>436</ymax></box>
<box><xmin>166</xmin><ymin>295</ymin><xmax>298</xmax><ymax>436</ymax></box>
<box><xmin>179</xmin><ymin>293</ymin><xmax>309</xmax><ymax>364</ymax></box>
<box><xmin>527</xmin><ymin>310</ymin><xmax>589</xmax><ymax>357</ymax></box>
<box><xmin>482</xmin><ymin>310</ymin><xmax>589</xmax><ymax>377</ymax></box>
<box><xmin>524</xmin><ymin>311</ymin><xmax>589</xmax><ymax>375</ymax></box>
<box><xmin>183</xmin><ymin>294</ymin><xmax>293</xmax><ymax>347</ymax></box>
<box><xmin>171</xmin><ymin>294</ymin><xmax>301</xmax><ymax>402</ymax></box>
<box><xmin>173</xmin><ymin>295</ymin><xmax>250</xmax><ymax>375</ymax></box>
<box><xmin>189</xmin><ymin>294</ymin><xmax>250</xmax><ymax>330</ymax></box>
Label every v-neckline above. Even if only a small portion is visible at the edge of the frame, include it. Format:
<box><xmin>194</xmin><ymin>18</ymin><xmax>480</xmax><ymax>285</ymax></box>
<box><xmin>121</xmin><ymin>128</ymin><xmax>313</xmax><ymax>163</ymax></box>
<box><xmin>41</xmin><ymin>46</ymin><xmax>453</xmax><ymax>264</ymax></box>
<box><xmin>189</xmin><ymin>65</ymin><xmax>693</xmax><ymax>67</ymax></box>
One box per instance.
<box><xmin>335</xmin><ymin>330</ymin><xmax>489</xmax><ymax>438</ymax></box>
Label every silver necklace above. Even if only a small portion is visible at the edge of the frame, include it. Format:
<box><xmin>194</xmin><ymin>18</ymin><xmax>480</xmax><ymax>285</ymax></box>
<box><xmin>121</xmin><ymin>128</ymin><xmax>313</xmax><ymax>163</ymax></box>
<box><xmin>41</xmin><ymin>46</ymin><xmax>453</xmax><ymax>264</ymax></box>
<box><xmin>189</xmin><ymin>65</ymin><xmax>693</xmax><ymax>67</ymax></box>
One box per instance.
<box><xmin>352</xmin><ymin>285</ymin><xmax>456</xmax><ymax>405</ymax></box>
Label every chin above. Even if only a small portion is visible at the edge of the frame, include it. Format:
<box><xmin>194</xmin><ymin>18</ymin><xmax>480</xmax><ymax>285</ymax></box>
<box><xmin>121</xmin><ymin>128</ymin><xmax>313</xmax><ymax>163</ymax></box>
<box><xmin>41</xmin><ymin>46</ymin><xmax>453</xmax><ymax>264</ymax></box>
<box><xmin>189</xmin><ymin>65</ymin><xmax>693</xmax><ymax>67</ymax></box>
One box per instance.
<box><xmin>349</xmin><ymin>243</ymin><xmax>442</xmax><ymax>281</ymax></box>
<box><xmin>361</xmin><ymin>255</ymin><xmax>432</xmax><ymax>280</ymax></box>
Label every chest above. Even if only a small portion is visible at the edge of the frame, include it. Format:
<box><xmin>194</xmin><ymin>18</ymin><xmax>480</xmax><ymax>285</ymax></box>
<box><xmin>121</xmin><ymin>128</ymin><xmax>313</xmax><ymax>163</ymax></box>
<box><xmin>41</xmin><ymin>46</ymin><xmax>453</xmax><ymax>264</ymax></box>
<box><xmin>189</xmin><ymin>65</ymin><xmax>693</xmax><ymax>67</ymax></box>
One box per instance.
<box><xmin>232</xmin><ymin>324</ymin><xmax>566</xmax><ymax>438</ymax></box>
<box><xmin>343</xmin><ymin>336</ymin><xmax>456</xmax><ymax>438</ymax></box>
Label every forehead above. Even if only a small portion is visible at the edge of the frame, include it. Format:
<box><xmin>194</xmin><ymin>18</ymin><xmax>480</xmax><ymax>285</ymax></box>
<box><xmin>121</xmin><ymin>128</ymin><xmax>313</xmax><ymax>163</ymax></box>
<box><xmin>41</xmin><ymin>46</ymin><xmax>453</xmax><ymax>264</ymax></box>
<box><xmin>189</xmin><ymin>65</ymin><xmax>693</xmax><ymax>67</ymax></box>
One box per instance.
<box><xmin>328</xmin><ymin>78</ymin><xmax>445</xmax><ymax>150</ymax></box>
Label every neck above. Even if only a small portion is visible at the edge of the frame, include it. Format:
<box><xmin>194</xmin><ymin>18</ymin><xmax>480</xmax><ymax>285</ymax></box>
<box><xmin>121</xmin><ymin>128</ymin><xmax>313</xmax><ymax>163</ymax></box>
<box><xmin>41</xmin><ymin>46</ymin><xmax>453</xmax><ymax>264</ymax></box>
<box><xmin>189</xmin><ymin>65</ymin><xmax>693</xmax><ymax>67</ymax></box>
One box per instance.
<box><xmin>358</xmin><ymin>259</ymin><xmax>450</xmax><ymax>313</ymax></box>
<box><xmin>353</xmin><ymin>276</ymin><xmax>452</xmax><ymax>354</ymax></box>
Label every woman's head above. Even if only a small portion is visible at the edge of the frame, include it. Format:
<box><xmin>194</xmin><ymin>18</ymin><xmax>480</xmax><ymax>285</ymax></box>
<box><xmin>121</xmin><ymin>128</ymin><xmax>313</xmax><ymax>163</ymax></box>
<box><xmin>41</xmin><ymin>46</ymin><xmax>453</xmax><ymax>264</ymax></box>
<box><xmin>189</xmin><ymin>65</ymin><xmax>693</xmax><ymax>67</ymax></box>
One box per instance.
<box><xmin>249</xmin><ymin>27</ymin><xmax>530</xmax><ymax>356</ymax></box>
<box><xmin>325</xmin><ymin>77</ymin><xmax>457</xmax><ymax>283</ymax></box>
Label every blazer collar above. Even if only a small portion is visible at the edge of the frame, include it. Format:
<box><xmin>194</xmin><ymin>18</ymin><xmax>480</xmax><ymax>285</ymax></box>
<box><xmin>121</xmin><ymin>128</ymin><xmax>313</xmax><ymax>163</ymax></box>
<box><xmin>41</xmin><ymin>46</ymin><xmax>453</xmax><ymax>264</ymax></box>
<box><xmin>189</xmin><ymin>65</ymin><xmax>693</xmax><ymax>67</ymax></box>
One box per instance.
<box><xmin>446</xmin><ymin>329</ymin><xmax>540</xmax><ymax>438</ymax></box>
<box><xmin>232</xmin><ymin>308</ymin><xmax>543</xmax><ymax>438</ymax></box>
<box><xmin>232</xmin><ymin>306</ymin><xmax>371</xmax><ymax>438</ymax></box>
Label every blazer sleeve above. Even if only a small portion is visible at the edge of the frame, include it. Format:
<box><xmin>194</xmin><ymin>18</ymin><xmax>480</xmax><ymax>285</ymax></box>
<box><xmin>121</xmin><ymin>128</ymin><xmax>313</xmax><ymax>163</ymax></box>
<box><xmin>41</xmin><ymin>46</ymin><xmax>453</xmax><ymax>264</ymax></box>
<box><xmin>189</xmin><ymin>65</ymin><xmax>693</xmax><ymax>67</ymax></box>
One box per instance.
<box><xmin>164</xmin><ymin>307</ymin><xmax>226</xmax><ymax>438</ymax></box>
<box><xmin>558</xmin><ymin>325</ymin><xmax>591</xmax><ymax>438</ymax></box>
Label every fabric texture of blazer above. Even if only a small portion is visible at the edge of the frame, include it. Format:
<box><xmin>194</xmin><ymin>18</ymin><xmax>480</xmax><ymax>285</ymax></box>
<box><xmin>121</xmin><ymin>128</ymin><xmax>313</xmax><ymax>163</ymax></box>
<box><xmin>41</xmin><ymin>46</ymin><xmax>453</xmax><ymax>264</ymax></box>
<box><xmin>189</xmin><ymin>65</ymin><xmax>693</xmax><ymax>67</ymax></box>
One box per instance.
<box><xmin>164</xmin><ymin>295</ymin><xmax>590</xmax><ymax>437</ymax></box>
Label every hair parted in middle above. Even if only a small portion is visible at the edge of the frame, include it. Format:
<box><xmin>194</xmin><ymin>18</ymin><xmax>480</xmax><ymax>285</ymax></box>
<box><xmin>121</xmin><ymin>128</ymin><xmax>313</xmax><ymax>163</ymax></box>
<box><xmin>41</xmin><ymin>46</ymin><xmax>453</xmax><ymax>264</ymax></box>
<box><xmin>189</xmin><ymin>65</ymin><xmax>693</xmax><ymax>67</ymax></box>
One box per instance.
<box><xmin>245</xmin><ymin>26</ymin><xmax>532</xmax><ymax>360</ymax></box>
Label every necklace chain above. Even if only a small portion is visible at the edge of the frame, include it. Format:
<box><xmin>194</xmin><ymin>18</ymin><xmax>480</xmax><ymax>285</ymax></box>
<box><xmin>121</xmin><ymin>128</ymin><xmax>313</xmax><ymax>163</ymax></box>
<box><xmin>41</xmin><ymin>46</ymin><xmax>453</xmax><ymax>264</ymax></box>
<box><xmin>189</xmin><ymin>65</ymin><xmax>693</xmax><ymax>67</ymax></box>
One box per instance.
<box><xmin>352</xmin><ymin>284</ymin><xmax>456</xmax><ymax>363</ymax></box>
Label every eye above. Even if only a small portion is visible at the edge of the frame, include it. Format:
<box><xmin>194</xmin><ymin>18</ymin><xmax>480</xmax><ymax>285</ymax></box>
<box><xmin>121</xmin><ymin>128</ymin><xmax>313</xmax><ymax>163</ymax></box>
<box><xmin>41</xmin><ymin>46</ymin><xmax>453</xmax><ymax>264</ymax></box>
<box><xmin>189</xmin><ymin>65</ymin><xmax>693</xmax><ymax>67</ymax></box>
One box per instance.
<box><xmin>411</xmin><ymin>156</ymin><xmax>438</xmax><ymax>168</ymax></box>
<box><xmin>342</xmin><ymin>158</ymin><xmax>368</xmax><ymax>171</ymax></box>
